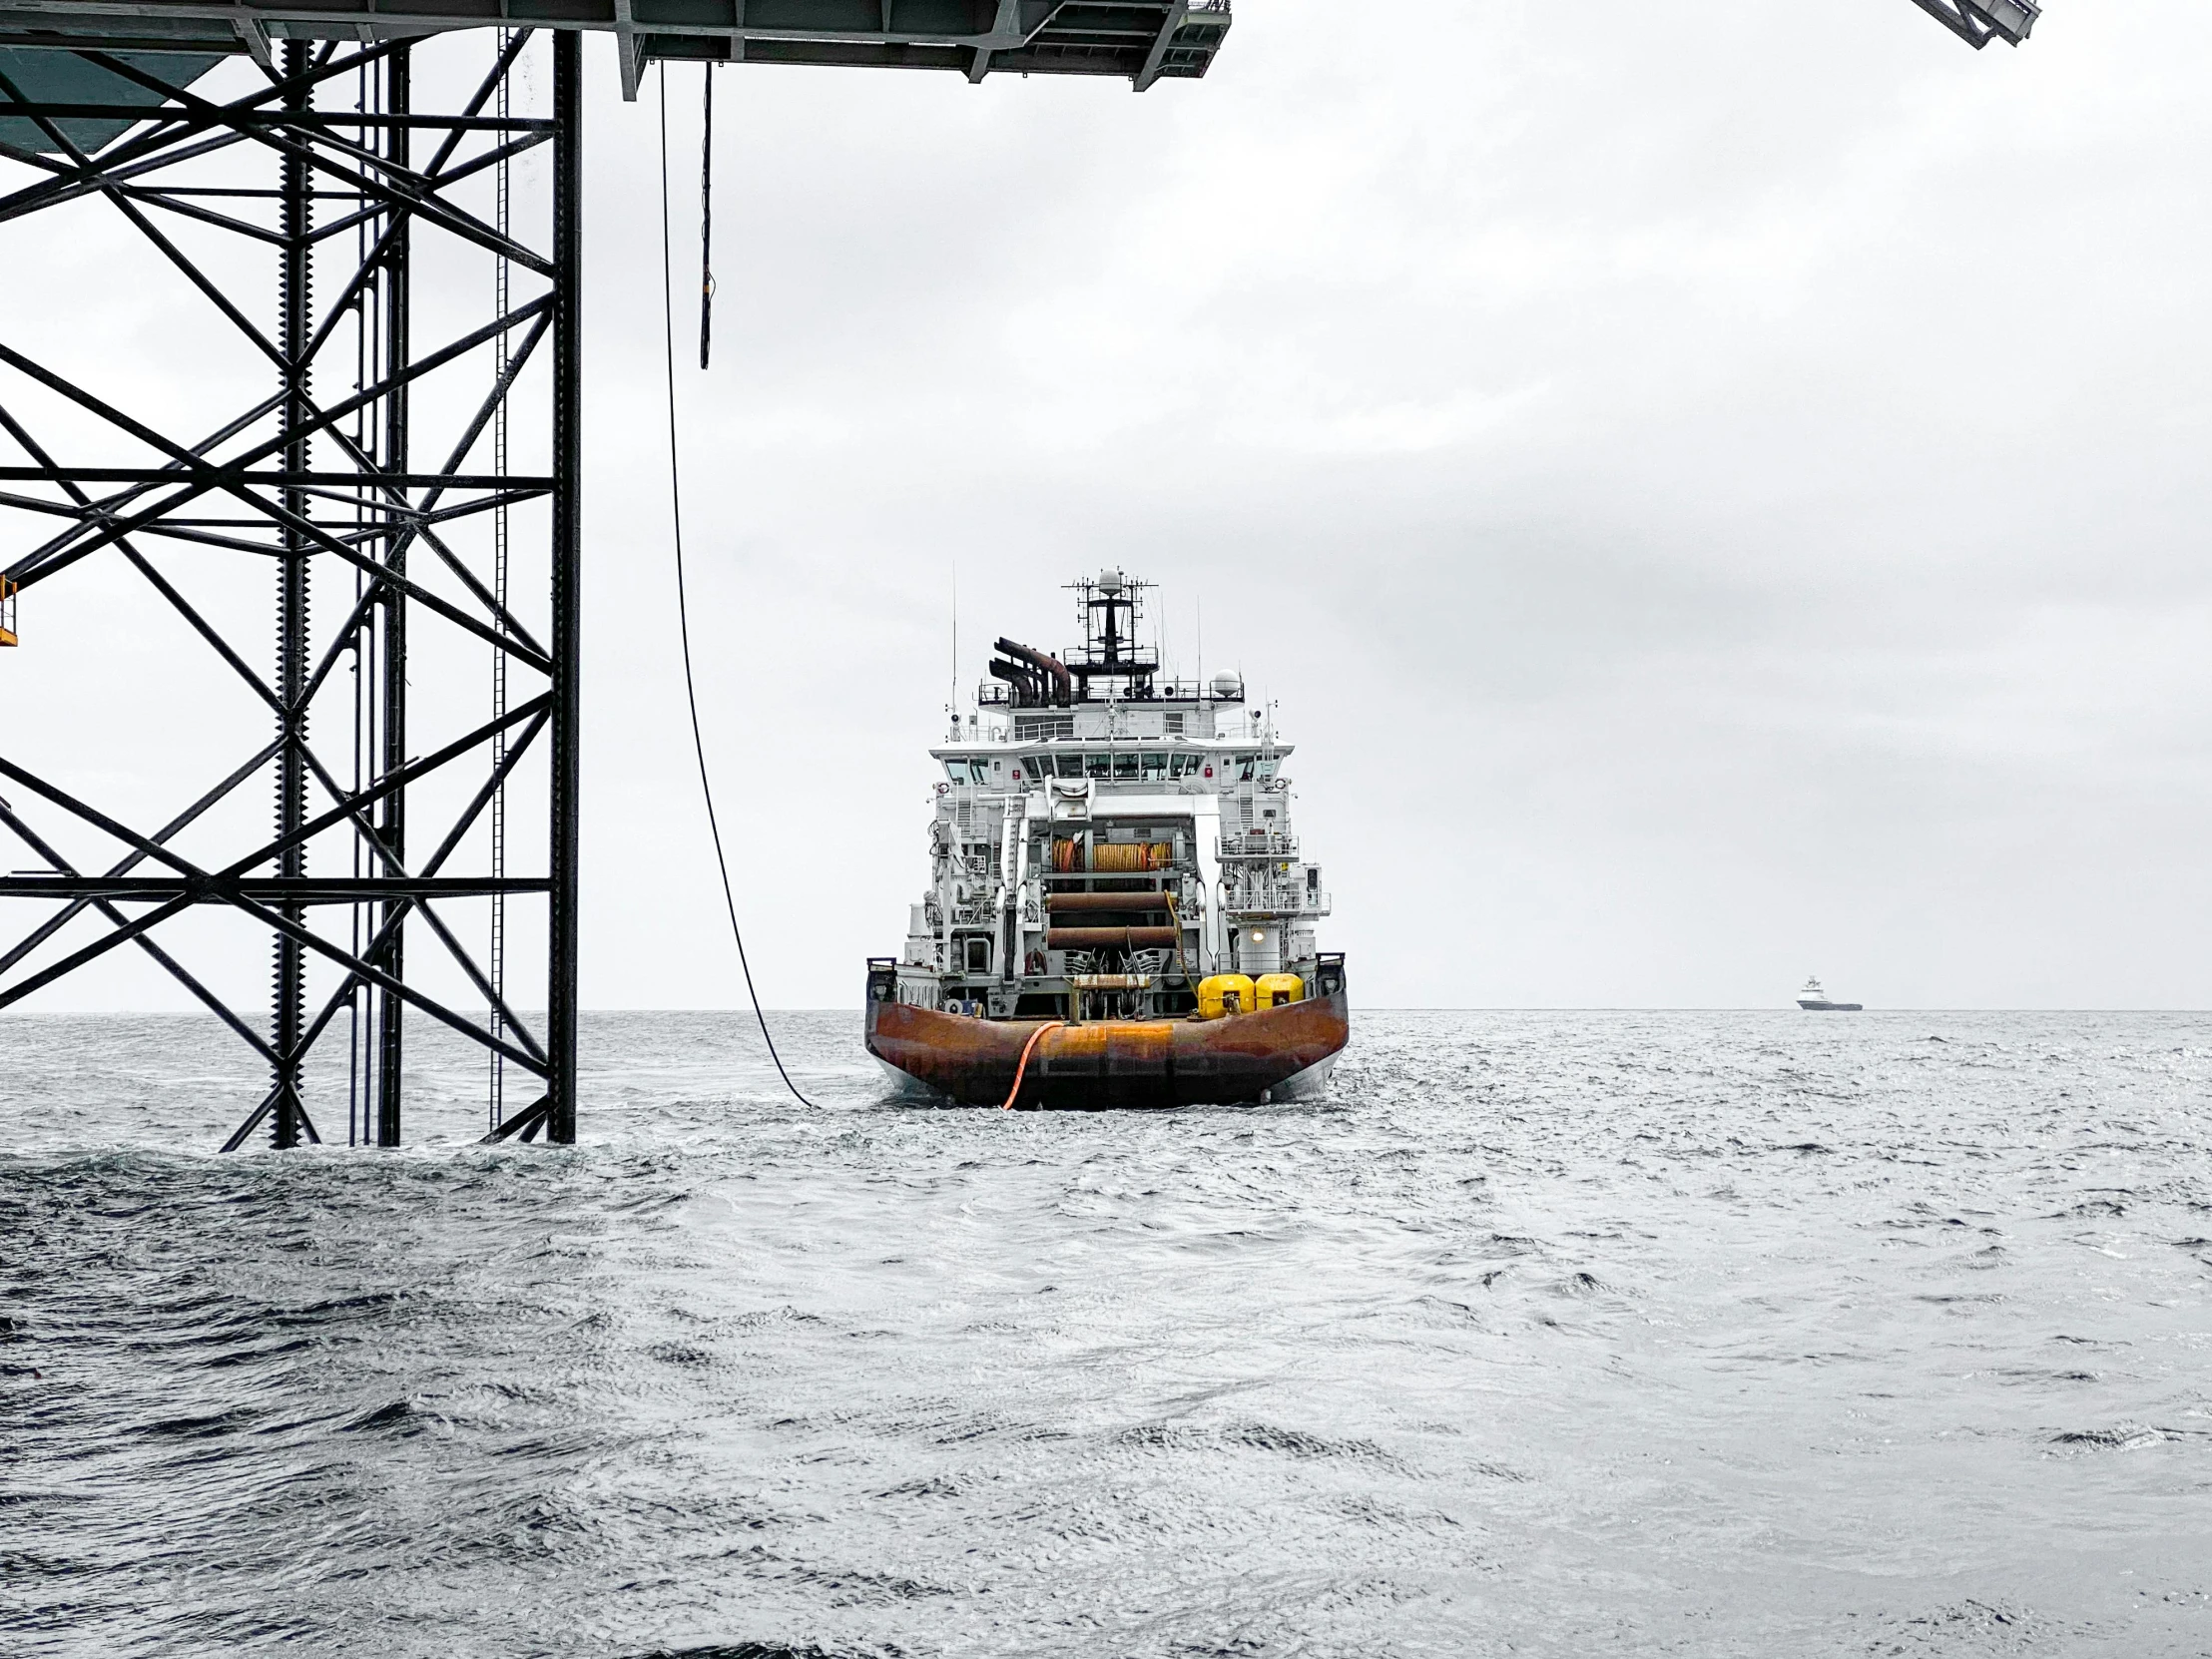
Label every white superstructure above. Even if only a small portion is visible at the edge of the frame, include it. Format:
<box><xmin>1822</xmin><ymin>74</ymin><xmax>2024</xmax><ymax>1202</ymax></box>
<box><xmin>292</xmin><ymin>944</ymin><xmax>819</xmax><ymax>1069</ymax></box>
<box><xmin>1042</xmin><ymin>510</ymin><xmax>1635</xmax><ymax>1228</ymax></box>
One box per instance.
<box><xmin>893</xmin><ymin>571</ymin><xmax>1331</xmax><ymax>1022</ymax></box>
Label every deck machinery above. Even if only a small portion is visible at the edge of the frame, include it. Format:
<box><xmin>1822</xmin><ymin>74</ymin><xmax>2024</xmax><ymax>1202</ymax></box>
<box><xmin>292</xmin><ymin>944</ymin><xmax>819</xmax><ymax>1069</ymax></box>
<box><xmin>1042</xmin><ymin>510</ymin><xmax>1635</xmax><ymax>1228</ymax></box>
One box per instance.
<box><xmin>0</xmin><ymin>5</ymin><xmax>1231</xmax><ymax>1149</ymax></box>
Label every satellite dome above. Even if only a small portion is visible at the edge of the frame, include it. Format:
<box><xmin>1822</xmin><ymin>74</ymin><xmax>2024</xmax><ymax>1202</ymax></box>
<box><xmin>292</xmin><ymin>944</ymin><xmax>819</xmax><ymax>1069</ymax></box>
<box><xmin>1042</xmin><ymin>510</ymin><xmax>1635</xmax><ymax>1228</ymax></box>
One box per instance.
<box><xmin>1211</xmin><ymin>672</ymin><xmax>1241</xmax><ymax>698</ymax></box>
<box><xmin>1097</xmin><ymin>569</ymin><xmax>1123</xmax><ymax>595</ymax></box>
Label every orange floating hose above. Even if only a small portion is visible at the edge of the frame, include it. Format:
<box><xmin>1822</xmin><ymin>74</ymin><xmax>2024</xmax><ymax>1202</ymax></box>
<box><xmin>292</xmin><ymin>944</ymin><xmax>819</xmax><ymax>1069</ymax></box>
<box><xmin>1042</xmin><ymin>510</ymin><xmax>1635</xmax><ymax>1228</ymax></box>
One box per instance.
<box><xmin>1001</xmin><ymin>1020</ymin><xmax>1065</xmax><ymax>1111</ymax></box>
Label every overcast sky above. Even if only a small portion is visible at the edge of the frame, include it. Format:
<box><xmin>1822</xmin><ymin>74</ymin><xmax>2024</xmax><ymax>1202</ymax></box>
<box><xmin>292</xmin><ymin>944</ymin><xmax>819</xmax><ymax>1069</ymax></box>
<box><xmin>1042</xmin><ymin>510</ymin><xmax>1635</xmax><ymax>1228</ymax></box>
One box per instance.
<box><xmin>7</xmin><ymin>1</ymin><xmax>2212</xmax><ymax>1011</ymax></box>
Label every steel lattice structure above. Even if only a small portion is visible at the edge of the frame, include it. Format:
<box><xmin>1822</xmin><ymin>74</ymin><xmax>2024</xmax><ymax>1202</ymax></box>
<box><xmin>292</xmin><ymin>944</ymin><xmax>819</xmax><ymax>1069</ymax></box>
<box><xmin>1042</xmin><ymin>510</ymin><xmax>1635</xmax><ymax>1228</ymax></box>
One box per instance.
<box><xmin>0</xmin><ymin>2</ymin><xmax>1231</xmax><ymax>1152</ymax></box>
<box><xmin>0</xmin><ymin>34</ymin><xmax>581</xmax><ymax>1147</ymax></box>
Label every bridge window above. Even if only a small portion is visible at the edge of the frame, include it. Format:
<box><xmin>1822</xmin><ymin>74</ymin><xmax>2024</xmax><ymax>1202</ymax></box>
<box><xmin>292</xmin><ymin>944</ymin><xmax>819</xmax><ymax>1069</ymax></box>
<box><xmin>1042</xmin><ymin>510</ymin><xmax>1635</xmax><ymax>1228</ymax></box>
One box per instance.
<box><xmin>1113</xmin><ymin>753</ymin><xmax>1140</xmax><ymax>780</ymax></box>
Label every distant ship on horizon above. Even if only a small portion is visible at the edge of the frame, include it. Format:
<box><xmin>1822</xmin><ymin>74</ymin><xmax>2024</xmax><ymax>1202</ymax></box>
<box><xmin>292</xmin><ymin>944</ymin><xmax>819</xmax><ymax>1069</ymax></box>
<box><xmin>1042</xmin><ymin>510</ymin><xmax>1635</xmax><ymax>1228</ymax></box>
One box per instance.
<box><xmin>1797</xmin><ymin>976</ymin><xmax>1863</xmax><ymax>1012</ymax></box>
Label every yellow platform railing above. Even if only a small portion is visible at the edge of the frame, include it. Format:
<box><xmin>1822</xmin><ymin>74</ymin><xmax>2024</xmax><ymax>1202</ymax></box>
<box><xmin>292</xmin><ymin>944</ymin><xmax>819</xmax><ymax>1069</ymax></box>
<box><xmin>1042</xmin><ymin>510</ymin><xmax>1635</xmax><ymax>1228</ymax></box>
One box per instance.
<box><xmin>0</xmin><ymin>576</ymin><xmax>15</xmax><ymax>648</ymax></box>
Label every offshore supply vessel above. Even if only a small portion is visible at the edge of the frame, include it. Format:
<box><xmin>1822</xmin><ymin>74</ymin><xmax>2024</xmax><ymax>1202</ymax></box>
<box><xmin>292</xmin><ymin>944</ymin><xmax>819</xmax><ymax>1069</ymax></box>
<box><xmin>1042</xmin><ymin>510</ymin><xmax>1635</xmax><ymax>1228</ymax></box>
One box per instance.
<box><xmin>1797</xmin><ymin>976</ymin><xmax>1863</xmax><ymax>1012</ymax></box>
<box><xmin>864</xmin><ymin>571</ymin><xmax>1348</xmax><ymax>1109</ymax></box>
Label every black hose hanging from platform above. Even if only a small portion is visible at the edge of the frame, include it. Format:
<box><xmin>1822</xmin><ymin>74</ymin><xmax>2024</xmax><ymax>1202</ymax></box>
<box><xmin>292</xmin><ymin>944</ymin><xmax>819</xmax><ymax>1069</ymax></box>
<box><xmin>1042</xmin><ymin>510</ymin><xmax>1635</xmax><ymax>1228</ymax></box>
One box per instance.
<box><xmin>659</xmin><ymin>64</ymin><xmax>816</xmax><ymax>1111</ymax></box>
<box><xmin>700</xmin><ymin>64</ymin><xmax>715</xmax><ymax>370</ymax></box>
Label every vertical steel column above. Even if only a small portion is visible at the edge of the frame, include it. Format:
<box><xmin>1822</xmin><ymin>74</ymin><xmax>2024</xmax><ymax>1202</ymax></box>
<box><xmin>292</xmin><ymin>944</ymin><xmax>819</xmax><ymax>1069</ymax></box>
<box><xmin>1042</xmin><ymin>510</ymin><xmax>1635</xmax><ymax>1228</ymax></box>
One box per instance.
<box><xmin>373</xmin><ymin>44</ymin><xmax>410</xmax><ymax>1147</ymax></box>
<box><xmin>271</xmin><ymin>38</ymin><xmax>313</xmax><ymax>1149</ymax></box>
<box><xmin>545</xmin><ymin>28</ymin><xmax>582</xmax><ymax>1144</ymax></box>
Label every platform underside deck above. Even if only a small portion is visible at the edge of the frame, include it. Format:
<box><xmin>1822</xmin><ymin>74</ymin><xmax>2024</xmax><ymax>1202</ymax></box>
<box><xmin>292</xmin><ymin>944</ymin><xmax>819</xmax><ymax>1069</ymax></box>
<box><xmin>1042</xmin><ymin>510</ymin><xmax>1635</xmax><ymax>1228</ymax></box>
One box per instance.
<box><xmin>866</xmin><ymin>987</ymin><xmax>1349</xmax><ymax>1110</ymax></box>
<box><xmin>0</xmin><ymin>0</ymin><xmax>1228</xmax><ymax>91</ymax></box>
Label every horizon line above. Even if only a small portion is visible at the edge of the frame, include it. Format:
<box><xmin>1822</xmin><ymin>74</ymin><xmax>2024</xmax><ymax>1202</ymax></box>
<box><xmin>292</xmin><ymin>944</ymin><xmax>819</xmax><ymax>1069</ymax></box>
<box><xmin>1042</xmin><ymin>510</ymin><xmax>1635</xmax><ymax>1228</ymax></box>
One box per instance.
<box><xmin>5</xmin><ymin>1006</ymin><xmax>2209</xmax><ymax>1017</ymax></box>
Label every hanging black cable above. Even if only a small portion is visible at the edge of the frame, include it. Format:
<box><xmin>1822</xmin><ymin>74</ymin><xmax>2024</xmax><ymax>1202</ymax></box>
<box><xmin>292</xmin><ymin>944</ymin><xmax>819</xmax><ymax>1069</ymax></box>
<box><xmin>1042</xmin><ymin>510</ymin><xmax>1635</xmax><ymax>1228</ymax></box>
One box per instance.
<box><xmin>699</xmin><ymin>64</ymin><xmax>715</xmax><ymax>370</ymax></box>
<box><xmin>660</xmin><ymin>63</ymin><xmax>816</xmax><ymax>1109</ymax></box>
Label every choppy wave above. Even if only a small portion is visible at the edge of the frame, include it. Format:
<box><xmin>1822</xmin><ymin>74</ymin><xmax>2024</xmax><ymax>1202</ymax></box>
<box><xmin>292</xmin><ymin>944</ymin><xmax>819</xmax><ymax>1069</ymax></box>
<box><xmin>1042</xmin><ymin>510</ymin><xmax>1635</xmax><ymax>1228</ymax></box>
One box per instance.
<box><xmin>2</xmin><ymin>1009</ymin><xmax>2209</xmax><ymax>1657</ymax></box>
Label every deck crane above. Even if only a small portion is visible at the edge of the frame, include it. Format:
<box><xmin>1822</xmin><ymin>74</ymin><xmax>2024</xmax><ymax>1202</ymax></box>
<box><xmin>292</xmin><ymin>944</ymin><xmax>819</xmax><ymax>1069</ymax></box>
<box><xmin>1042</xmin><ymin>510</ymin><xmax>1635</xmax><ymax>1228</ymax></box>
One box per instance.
<box><xmin>1911</xmin><ymin>0</ymin><xmax>2040</xmax><ymax>48</ymax></box>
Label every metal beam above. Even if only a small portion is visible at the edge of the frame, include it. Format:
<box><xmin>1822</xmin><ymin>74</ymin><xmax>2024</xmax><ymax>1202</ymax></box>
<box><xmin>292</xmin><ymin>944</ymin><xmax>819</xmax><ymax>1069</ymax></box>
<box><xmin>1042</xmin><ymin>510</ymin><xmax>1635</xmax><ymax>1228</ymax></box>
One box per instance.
<box><xmin>374</xmin><ymin>40</ymin><xmax>409</xmax><ymax>1148</ymax></box>
<box><xmin>1132</xmin><ymin>0</ymin><xmax>1183</xmax><ymax>93</ymax></box>
<box><xmin>546</xmin><ymin>24</ymin><xmax>580</xmax><ymax>1145</ymax></box>
<box><xmin>1907</xmin><ymin>0</ymin><xmax>2038</xmax><ymax>48</ymax></box>
<box><xmin>269</xmin><ymin>33</ymin><xmax>309</xmax><ymax>1148</ymax></box>
<box><xmin>0</xmin><ymin>876</ymin><xmax>553</xmax><ymax>899</ymax></box>
<box><xmin>611</xmin><ymin>0</ymin><xmax>641</xmax><ymax>100</ymax></box>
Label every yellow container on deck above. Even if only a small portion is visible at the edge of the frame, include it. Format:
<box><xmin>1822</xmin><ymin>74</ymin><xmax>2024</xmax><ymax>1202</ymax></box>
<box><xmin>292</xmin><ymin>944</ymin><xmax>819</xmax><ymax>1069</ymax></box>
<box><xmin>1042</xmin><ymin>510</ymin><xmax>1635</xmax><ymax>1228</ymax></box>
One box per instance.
<box><xmin>1197</xmin><ymin>974</ymin><xmax>1256</xmax><ymax>1018</ymax></box>
<box><xmin>1254</xmin><ymin>973</ymin><xmax>1304</xmax><ymax>1010</ymax></box>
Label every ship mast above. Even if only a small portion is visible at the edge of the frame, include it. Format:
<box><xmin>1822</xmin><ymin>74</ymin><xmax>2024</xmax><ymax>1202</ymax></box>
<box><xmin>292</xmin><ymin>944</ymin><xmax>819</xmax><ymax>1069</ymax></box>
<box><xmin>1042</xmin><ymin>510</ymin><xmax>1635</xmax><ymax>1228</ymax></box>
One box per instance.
<box><xmin>1066</xmin><ymin>569</ymin><xmax>1159</xmax><ymax>702</ymax></box>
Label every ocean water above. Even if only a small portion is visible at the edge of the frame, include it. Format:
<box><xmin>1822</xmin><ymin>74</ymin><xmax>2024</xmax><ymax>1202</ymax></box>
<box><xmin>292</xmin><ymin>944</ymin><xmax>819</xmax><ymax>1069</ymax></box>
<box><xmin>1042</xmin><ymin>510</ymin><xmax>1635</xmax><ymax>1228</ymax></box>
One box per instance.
<box><xmin>1</xmin><ymin>1009</ymin><xmax>2208</xmax><ymax>1658</ymax></box>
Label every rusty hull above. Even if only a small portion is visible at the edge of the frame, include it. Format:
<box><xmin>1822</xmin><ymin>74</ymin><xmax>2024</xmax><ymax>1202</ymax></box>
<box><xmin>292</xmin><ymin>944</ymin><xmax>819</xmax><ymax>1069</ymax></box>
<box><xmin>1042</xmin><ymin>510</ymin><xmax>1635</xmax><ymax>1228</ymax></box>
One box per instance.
<box><xmin>865</xmin><ymin>986</ymin><xmax>1350</xmax><ymax>1109</ymax></box>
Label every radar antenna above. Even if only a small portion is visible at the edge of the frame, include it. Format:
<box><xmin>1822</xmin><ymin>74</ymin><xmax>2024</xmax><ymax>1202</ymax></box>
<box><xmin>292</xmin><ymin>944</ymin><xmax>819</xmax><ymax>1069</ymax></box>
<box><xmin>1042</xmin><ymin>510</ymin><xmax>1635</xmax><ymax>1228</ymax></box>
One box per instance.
<box><xmin>1064</xmin><ymin>570</ymin><xmax>1160</xmax><ymax>702</ymax></box>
